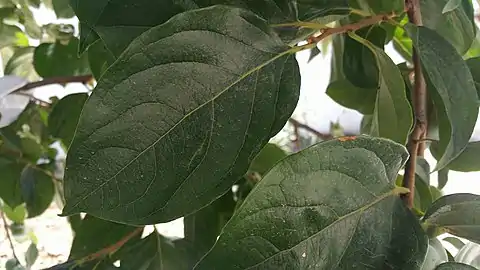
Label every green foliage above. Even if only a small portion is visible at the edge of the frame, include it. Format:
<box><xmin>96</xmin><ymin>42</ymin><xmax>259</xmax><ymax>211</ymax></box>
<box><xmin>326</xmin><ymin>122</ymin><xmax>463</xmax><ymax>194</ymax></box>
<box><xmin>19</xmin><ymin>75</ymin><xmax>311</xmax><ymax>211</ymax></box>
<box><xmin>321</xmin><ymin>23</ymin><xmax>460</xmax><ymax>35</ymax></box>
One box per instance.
<box><xmin>1</xmin><ymin>0</ymin><xmax>480</xmax><ymax>269</ymax></box>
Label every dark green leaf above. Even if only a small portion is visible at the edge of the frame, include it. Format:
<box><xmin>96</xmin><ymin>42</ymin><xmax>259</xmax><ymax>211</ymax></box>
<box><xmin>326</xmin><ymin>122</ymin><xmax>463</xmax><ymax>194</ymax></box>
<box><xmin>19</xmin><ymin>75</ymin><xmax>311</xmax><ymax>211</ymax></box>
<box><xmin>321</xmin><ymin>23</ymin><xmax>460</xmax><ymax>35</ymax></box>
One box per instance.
<box><xmin>435</xmin><ymin>262</ymin><xmax>478</xmax><ymax>270</ymax></box>
<box><xmin>87</xmin><ymin>39</ymin><xmax>115</xmax><ymax>80</ymax></box>
<box><xmin>414</xmin><ymin>157</ymin><xmax>433</xmax><ymax>212</ymax></box>
<box><xmin>25</xmin><ymin>243</ymin><xmax>38</xmax><ymax>269</ymax></box>
<box><xmin>354</xmin><ymin>0</ymin><xmax>404</xmax><ymax>14</ymax></box>
<box><xmin>0</xmin><ymin>23</ymin><xmax>28</xmax><ymax>48</ymax></box>
<box><xmin>326</xmin><ymin>79</ymin><xmax>376</xmax><ymax>114</ymax></box>
<box><xmin>69</xmin><ymin>215</ymin><xmax>140</xmax><ymax>259</ymax></box>
<box><xmin>295</xmin><ymin>0</ymin><xmax>349</xmax><ymax>21</ymax></box>
<box><xmin>430</xmin><ymin>186</ymin><xmax>443</xmax><ymax>202</ymax></box>
<box><xmin>423</xmin><ymin>194</ymin><xmax>480</xmax><ymax>243</ymax></box>
<box><xmin>0</xmin><ymin>163</ymin><xmax>24</xmax><ymax>208</ymax></box>
<box><xmin>442</xmin><ymin>236</ymin><xmax>465</xmax><ymax>250</ymax></box>
<box><xmin>308</xmin><ymin>46</ymin><xmax>320</xmax><ymax>63</ymax></box>
<box><xmin>4</xmin><ymin>47</ymin><xmax>39</xmax><ymax>82</ymax></box>
<box><xmin>343</xmin><ymin>25</ymin><xmax>385</xmax><ymax>89</ymax></box>
<box><xmin>405</xmin><ymin>25</ymin><xmax>478</xmax><ymax>171</ymax></box>
<box><xmin>360</xmin><ymin>114</ymin><xmax>373</xmax><ymax>135</ymax></box>
<box><xmin>430</xmin><ymin>141</ymin><xmax>480</xmax><ymax>172</ymax></box>
<box><xmin>48</xmin><ymin>93</ymin><xmax>88</xmax><ymax>148</ymax></box>
<box><xmin>437</xmin><ymin>167</ymin><xmax>449</xmax><ymax>189</ymax></box>
<box><xmin>330</xmin><ymin>33</ymin><xmax>345</xmax><ymax>82</ymax></box>
<box><xmin>20</xmin><ymin>166</ymin><xmax>55</xmax><ymax>218</ymax></box>
<box><xmin>349</xmin><ymin>32</ymin><xmax>413</xmax><ymax>144</ymax></box>
<box><xmin>249</xmin><ymin>143</ymin><xmax>287</xmax><ymax>175</ymax></box>
<box><xmin>466</xmin><ymin>57</ymin><xmax>480</xmax><ymax>98</ymax></box>
<box><xmin>421</xmin><ymin>0</ymin><xmax>475</xmax><ymax>54</ymax></box>
<box><xmin>52</xmin><ymin>0</ymin><xmax>74</xmax><ymax>18</ymax></box>
<box><xmin>61</xmin><ymin>6</ymin><xmax>300</xmax><ymax>225</ymax></box>
<box><xmin>116</xmin><ymin>232</ymin><xmax>188</xmax><ymax>270</ymax></box>
<box><xmin>33</xmin><ymin>38</ymin><xmax>90</xmax><ymax>78</ymax></box>
<box><xmin>195</xmin><ymin>136</ymin><xmax>428</xmax><ymax>269</ymax></box>
<box><xmin>442</xmin><ymin>0</ymin><xmax>462</xmax><ymax>13</ymax></box>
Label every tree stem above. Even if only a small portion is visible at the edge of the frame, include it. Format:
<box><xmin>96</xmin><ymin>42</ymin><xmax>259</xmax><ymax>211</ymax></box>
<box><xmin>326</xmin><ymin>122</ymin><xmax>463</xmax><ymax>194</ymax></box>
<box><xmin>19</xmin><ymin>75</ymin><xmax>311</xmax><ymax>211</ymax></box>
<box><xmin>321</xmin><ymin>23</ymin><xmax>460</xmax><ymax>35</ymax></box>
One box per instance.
<box><xmin>402</xmin><ymin>0</ymin><xmax>427</xmax><ymax>208</ymax></box>
<box><xmin>1</xmin><ymin>210</ymin><xmax>21</xmax><ymax>265</ymax></box>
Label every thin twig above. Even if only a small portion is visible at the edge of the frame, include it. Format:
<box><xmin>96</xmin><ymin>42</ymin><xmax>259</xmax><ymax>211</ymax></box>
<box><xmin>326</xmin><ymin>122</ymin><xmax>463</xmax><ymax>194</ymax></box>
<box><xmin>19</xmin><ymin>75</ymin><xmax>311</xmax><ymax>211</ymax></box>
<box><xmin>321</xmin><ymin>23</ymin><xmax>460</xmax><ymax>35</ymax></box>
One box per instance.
<box><xmin>1</xmin><ymin>210</ymin><xmax>21</xmax><ymax>265</ymax></box>
<box><xmin>402</xmin><ymin>0</ymin><xmax>427</xmax><ymax>208</ymax></box>
<box><xmin>13</xmin><ymin>75</ymin><xmax>93</xmax><ymax>92</ymax></box>
<box><xmin>288</xmin><ymin>119</ymin><xmax>333</xmax><ymax>140</ymax></box>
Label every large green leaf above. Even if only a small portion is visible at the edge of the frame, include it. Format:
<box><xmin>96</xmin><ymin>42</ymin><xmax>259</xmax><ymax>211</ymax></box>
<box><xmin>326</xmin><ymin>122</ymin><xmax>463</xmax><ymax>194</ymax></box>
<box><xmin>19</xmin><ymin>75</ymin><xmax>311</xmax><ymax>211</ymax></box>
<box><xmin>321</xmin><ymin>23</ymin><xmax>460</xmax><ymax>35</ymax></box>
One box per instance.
<box><xmin>349</xmin><ymin>32</ymin><xmax>413</xmax><ymax>144</ymax></box>
<box><xmin>20</xmin><ymin>166</ymin><xmax>54</xmax><ymax>218</ymax></box>
<box><xmin>61</xmin><ymin>6</ymin><xmax>300</xmax><ymax>225</ymax></box>
<box><xmin>326</xmin><ymin>79</ymin><xmax>376</xmax><ymax>114</ymax></box>
<box><xmin>48</xmin><ymin>93</ymin><xmax>88</xmax><ymax>148</ymax></box>
<box><xmin>249</xmin><ymin>143</ymin><xmax>287</xmax><ymax>175</ymax></box>
<box><xmin>405</xmin><ymin>24</ymin><xmax>478</xmax><ymax>171</ymax></box>
<box><xmin>435</xmin><ymin>262</ymin><xmax>478</xmax><ymax>270</ymax></box>
<box><xmin>430</xmin><ymin>141</ymin><xmax>480</xmax><ymax>172</ymax></box>
<box><xmin>423</xmin><ymin>194</ymin><xmax>480</xmax><ymax>243</ymax></box>
<box><xmin>195</xmin><ymin>136</ymin><xmax>428</xmax><ymax>269</ymax></box>
<box><xmin>0</xmin><ymin>163</ymin><xmax>24</xmax><ymax>208</ymax></box>
<box><xmin>421</xmin><ymin>0</ymin><xmax>475</xmax><ymax>55</ymax></box>
<box><xmin>69</xmin><ymin>215</ymin><xmax>140</xmax><ymax>260</ymax></box>
<box><xmin>115</xmin><ymin>232</ymin><xmax>188</xmax><ymax>270</ymax></box>
<box><xmin>33</xmin><ymin>38</ymin><xmax>90</xmax><ymax>78</ymax></box>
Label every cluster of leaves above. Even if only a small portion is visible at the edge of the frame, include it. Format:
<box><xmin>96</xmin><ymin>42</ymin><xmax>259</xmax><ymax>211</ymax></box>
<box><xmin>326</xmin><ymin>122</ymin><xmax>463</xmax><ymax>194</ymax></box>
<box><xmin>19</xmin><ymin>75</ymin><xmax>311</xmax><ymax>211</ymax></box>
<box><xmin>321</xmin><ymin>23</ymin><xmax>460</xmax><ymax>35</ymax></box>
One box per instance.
<box><xmin>1</xmin><ymin>0</ymin><xmax>480</xmax><ymax>269</ymax></box>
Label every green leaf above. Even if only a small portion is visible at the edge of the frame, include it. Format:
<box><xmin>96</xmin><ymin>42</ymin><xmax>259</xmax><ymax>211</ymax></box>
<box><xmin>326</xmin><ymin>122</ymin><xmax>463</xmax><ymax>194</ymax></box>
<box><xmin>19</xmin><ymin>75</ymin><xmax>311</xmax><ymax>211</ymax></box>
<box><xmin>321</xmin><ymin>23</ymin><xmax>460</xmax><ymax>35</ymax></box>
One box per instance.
<box><xmin>430</xmin><ymin>141</ymin><xmax>480</xmax><ymax>172</ymax></box>
<box><xmin>435</xmin><ymin>262</ymin><xmax>478</xmax><ymax>270</ymax></box>
<box><xmin>52</xmin><ymin>0</ymin><xmax>74</xmax><ymax>18</ymax></box>
<box><xmin>4</xmin><ymin>47</ymin><xmax>40</xmax><ymax>82</ymax></box>
<box><xmin>326</xmin><ymin>79</ymin><xmax>376</xmax><ymax>115</ymax></box>
<box><xmin>115</xmin><ymin>232</ymin><xmax>188</xmax><ymax>270</ymax></box>
<box><xmin>437</xmin><ymin>167</ymin><xmax>449</xmax><ymax>189</ymax></box>
<box><xmin>87</xmin><ymin>39</ymin><xmax>115</xmax><ymax>80</ymax></box>
<box><xmin>343</xmin><ymin>25</ymin><xmax>385</xmax><ymax>89</ymax></box>
<box><xmin>414</xmin><ymin>157</ymin><xmax>433</xmax><ymax>212</ymax></box>
<box><xmin>466</xmin><ymin>57</ymin><xmax>480</xmax><ymax>98</ymax></box>
<box><xmin>25</xmin><ymin>243</ymin><xmax>38</xmax><ymax>269</ymax></box>
<box><xmin>422</xmin><ymin>238</ymin><xmax>448</xmax><ymax>270</ymax></box>
<box><xmin>354</xmin><ymin>0</ymin><xmax>404</xmax><ymax>14</ymax></box>
<box><xmin>69</xmin><ymin>215</ymin><xmax>140</xmax><ymax>260</ymax></box>
<box><xmin>48</xmin><ymin>93</ymin><xmax>88</xmax><ymax>148</ymax></box>
<box><xmin>349</xmin><ymin>32</ymin><xmax>413</xmax><ymax>144</ymax></box>
<box><xmin>1</xmin><ymin>204</ymin><xmax>26</xmax><ymax>223</ymax></box>
<box><xmin>423</xmin><ymin>194</ymin><xmax>480</xmax><ymax>243</ymax></box>
<box><xmin>0</xmin><ymin>24</ymin><xmax>28</xmax><ymax>48</ymax></box>
<box><xmin>455</xmin><ymin>242</ymin><xmax>480</xmax><ymax>267</ymax></box>
<box><xmin>61</xmin><ymin>6</ymin><xmax>300</xmax><ymax>225</ymax></box>
<box><xmin>195</xmin><ymin>136</ymin><xmax>428</xmax><ymax>269</ymax></box>
<box><xmin>0</xmin><ymin>163</ymin><xmax>24</xmax><ymax>208</ymax></box>
<box><xmin>421</xmin><ymin>0</ymin><xmax>475</xmax><ymax>54</ymax></box>
<box><xmin>33</xmin><ymin>38</ymin><xmax>91</xmax><ymax>78</ymax></box>
<box><xmin>307</xmin><ymin>46</ymin><xmax>320</xmax><ymax>63</ymax></box>
<box><xmin>249</xmin><ymin>143</ymin><xmax>287</xmax><ymax>175</ymax></box>
<box><xmin>442</xmin><ymin>0</ymin><xmax>462</xmax><ymax>13</ymax></box>
<box><xmin>442</xmin><ymin>236</ymin><xmax>465</xmax><ymax>250</ymax></box>
<box><xmin>405</xmin><ymin>25</ymin><xmax>478</xmax><ymax>171</ymax></box>
<box><xmin>20</xmin><ymin>166</ymin><xmax>55</xmax><ymax>218</ymax></box>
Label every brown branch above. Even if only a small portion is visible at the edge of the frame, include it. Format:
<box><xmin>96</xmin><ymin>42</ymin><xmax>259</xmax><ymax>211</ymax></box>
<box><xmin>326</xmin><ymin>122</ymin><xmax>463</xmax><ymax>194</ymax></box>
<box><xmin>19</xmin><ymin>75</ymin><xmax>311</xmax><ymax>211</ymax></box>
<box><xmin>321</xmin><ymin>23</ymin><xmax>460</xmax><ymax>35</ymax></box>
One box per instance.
<box><xmin>307</xmin><ymin>13</ymin><xmax>396</xmax><ymax>45</ymax></box>
<box><xmin>1</xmin><ymin>210</ymin><xmax>21</xmax><ymax>265</ymax></box>
<box><xmin>402</xmin><ymin>0</ymin><xmax>427</xmax><ymax>208</ymax></box>
<box><xmin>289</xmin><ymin>118</ymin><xmax>333</xmax><ymax>140</ymax></box>
<box><xmin>14</xmin><ymin>75</ymin><xmax>93</xmax><ymax>92</ymax></box>
<box><xmin>76</xmin><ymin>227</ymin><xmax>143</xmax><ymax>265</ymax></box>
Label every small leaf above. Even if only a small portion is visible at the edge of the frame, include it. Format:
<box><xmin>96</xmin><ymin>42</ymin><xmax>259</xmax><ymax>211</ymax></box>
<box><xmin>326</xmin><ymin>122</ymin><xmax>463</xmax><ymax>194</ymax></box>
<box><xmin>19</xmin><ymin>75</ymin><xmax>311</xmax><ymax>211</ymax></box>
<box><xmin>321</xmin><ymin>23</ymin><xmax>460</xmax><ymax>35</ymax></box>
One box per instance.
<box><xmin>33</xmin><ymin>38</ymin><xmax>90</xmax><ymax>78</ymax></box>
<box><xmin>421</xmin><ymin>0</ymin><xmax>475</xmax><ymax>55</ymax></box>
<box><xmin>1</xmin><ymin>204</ymin><xmax>26</xmax><ymax>223</ymax></box>
<box><xmin>435</xmin><ymin>262</ymin><xmax>478</xmax><ymax>270</ymax></box>
<box><xmin>437</xmin><ymin>167</ymin><xmax>449</xmax><ymax>189</ymax></box>
<box><xmin>466</xmin><ymin>57</ymin><xmax>480</xmax><ymax>99</ymax></box>
<box><xmin>308</xmin><ymin>46</ymin><xmax>320</xmax><ymax>63</ymax></box>
<box><xmin>349</xmin><ymin>32</ymin><xmax>413</xmax><ymax>144</ymax></box>
<box><xmin>430</xmin><ymin>141</ymin><xmax>480</xmax><ymax>172</ymax></box>
<box><xmin>442</xmin><ymin>236</ymin><xmax>465</xmax><ymax>250</ymax></box>
<box><xmin>442</xmin><ymin>0</ymin><xmax>462</xmax><ymax>13</ymax></box>
<box><xmin>87</xmin><ymin>39</ymin><xmax>115</xmax><ymax>80</ymax></box>
<box><xmin>48</xmin><ymin>93</ymin><xmax>88</xmax><ymax>148</ymax></box>
<box><xmin>0</xmin><ymin>163</ymin><xmax>24</xmax><ymax>208</ymax></box>
<box><xmin>20</xmin><ymin>166</ymin><xmax>55</xmax><ymax>218</ymax></box>
<box><xmin>25</xmin><ymin>243</ymin><xmax>38</xmax><ymax>269</ymax></box>
<box><xmin>62</xmin><ymin>6</ymin><xmax>300</xmax><ymax>225</ymax></box>
<box><xmin>69</xmin><ymin>215</ymin><xmax>140</xmax><ymax>260</ymax></box>
<box><xmin>405</xmin><ymin>25</ymin><xmax>478</xmax><ymax>171</ymax></box>
<box><xmin>249</xmin><ymin>143</ymin><xmax>288</xmax><ymax>175</ymax></box>
<box><xmin>52</xmin><ymin>0</ymin><xmax>74</xmax><ymax>18</ymax></box>
<box><xmin>4</xmin><ymin>47</ymin><xmax>39</xmax><ymax>82</ymax></box>
<box><xmin>423</xmin><ymin>194</ymin><xmax>480</xmax><ymax>243</ymax></box>
<box><xmin>195</xmin><ymin>136</ymin><xmax>428</xmax><ymax>269</ymax></box>
<box><xmin>414</xmin><ymin>157</ymin><xmax>433</xmax><ymax>212</ymax></box>
<box><xmin>0</xmin><ymin>24</ymin><xmax>28</xmax><ymax>48</ymax></box>
<box><xmin>326</xmin><ymin>79</ymin><xmax>376</xmax><ymax>115</ymax></box>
